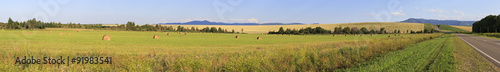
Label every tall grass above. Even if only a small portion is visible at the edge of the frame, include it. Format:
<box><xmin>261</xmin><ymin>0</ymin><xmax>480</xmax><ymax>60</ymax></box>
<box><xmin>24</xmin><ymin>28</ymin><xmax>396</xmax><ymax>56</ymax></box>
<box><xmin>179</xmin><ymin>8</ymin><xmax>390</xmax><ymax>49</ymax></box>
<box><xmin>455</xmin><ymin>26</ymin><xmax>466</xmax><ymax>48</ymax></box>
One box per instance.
<box><xmin>452</xmin><ymin>34</ymin><xmax>499</xmax><ymax>71</ymax></box>
<box><xmin>474</xmin><ymin>33</ymin><xmax>500</xmax><ymax>38</ymax></box>
<box><xmin>338</xmin><ymin>34</ymin><xmax>454</xmax><ymax>71</ymax></box>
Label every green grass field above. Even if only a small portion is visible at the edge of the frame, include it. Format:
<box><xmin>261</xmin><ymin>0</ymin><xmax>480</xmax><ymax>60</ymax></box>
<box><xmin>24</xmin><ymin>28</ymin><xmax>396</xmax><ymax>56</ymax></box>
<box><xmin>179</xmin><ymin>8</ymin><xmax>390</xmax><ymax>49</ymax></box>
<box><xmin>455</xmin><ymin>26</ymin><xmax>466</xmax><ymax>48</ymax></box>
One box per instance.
<box><xmin>337</xmin><ymin>34</ymin><xmax>498</xmax><ymax>71</ymax></box>
<box><xmin>0</xmin><ymin>29</ymin><xmax>441</xmax><ymax>71</ymax></box>
<box><xmin>1</xmin><ymin>29</ymin><xmax>497</xmax><ymax>71</ymax></box>
<box><xmin>0</xmin><ymin>29</ymin><xmax>407</xmax><ymax>55</ymax></box>
<box><xmin>438</xmin><ymin>25</ymin><xmax>469</xmax><ymax>33</ymax></box>
<box><xmin>338</xmin><ymin>34</ymin><xmax>455</xmax><ymax>71</ymax></box>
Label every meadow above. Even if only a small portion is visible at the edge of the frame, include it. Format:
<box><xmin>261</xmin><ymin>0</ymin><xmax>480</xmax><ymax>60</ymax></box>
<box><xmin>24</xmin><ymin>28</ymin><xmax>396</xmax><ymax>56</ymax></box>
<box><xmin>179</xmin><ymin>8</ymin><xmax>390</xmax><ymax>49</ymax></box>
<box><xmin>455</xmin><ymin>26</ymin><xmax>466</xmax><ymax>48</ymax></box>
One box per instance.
<box><xmin>0</xmin><ymin>29</ymin><xmax>440</xmax><ymax>71</ymax></box>
<box><xmin>438</xmin><ymin>25</ymin><xmax>469</xmax><ymax>33</ymax></box>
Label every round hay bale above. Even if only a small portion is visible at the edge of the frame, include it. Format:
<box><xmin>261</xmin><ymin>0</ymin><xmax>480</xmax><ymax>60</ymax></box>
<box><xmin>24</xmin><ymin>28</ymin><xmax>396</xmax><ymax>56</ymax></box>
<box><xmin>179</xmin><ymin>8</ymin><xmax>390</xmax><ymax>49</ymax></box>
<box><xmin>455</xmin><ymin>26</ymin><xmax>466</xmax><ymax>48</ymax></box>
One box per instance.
<box><xmin>67</xmin><ymin>32</ymin><xmax>71</xmax><ymax>35</ymax></box>
<box><xmin>60</xmin><ymin>33</ymin><xmax>63</xmax><ymax>35</ymax></box>
<box><xmin>167</xmin><ymin>33</ymin><xmax>171</xmax><ymax>35</ymax></box>
<box><xmin>235</xmin><ymin>35</ymin><xmax>240</xmax><ymax>38</ymax></box>
<box><xmin>102</xmin><ymin>34</ymin><xmax>111</xmax><ymax>40</ymax></box>
<box><xmin>257</xmin><ymin>36</ymin><xmax>261</xmax><ymax>40</ymax></box>
<box><xmin>153</xmin><ymin>34</ymin><xmax>160</xmax><ymax>39</ymax></box>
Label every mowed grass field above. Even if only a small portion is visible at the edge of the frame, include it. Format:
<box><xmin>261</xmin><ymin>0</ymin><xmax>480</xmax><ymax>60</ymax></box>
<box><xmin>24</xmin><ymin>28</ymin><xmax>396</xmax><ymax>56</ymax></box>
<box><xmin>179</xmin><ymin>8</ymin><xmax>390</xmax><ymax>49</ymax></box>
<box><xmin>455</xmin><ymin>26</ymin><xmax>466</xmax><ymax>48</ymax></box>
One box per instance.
<box><xmin>160</xmin><ymin>22</ymin><xmax>424</xmax><ymax>34</ymax></box>
<box><xmin>0</xmin><ymin>29</ymin><xmax>440</xmax><ymax>71</ymax></box>
<box><xmin>1</xmin><ymin>29</ymin><xmax>401</xmax><ymax>55</ymax></box>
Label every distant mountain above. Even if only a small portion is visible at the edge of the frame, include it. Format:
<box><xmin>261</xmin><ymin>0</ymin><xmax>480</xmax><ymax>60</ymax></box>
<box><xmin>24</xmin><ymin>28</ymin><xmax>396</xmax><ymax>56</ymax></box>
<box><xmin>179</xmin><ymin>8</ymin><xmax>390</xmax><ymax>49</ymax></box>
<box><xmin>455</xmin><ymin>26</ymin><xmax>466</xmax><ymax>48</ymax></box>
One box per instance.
<box><xmin>400</xmin><ymin>18</ymin><xmax>476</xmax><ymax>26</ymax></box>
<box><xmin>159</xmin><ymin>20</ymin><xmax>304</xmax><ymax>25</ymax></box>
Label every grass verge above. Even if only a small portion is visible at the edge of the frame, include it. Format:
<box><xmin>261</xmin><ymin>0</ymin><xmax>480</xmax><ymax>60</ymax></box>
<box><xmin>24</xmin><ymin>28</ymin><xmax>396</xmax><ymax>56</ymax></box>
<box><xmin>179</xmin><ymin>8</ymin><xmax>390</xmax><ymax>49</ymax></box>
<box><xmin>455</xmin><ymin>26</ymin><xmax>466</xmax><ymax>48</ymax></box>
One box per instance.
<box><xmin>453</xmin><ymin>34</ymin><xmax>499</xmax><ymax>71</ymax></box>
<box><xmin>337</xmin><ymin>34</ymin><xmax>454</xmax><ymax>71</ymax></box>
<box><xmin>336</xmin><ymin>34</ymin><xmax>499</xmax><ymax>71</ymax></box>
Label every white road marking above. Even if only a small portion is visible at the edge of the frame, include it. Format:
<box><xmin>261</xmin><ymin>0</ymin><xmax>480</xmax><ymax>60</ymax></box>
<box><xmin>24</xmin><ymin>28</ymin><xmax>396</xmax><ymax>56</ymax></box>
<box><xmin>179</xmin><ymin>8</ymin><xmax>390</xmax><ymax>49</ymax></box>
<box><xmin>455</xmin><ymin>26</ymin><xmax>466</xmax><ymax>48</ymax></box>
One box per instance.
<box><xmin>458</xmin><ymin>34</ymin><xmax>500</xmax><ymax>65</ymax></box>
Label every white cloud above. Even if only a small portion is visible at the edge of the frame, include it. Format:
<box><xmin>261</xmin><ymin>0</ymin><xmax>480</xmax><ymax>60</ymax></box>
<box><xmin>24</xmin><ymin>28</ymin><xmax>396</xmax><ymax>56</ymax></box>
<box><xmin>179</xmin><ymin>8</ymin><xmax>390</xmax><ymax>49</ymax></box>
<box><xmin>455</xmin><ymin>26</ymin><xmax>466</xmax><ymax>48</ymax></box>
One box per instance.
<box><xmin>422</xmin><ymin>8</ymin><xmax>446</xmax><ymax>13</ymax></box>
<box><xmin>228</xmin><ymin>18</ymin><xmax>259</xmax><ymax>23</ymax></box>
<box><xmin>391</xmin><ymin>12</ymin><xmax>406</xmax><ymax>16</ymax></box>
<box><xmin>415</xmin><ymin>7</ymin><xmax>446</xmax><ymax>13</ymax></box>
<box><xmin>453</xmin><ymin>10</ymin><xmax>465</xmax><ymax>16</ymax></box>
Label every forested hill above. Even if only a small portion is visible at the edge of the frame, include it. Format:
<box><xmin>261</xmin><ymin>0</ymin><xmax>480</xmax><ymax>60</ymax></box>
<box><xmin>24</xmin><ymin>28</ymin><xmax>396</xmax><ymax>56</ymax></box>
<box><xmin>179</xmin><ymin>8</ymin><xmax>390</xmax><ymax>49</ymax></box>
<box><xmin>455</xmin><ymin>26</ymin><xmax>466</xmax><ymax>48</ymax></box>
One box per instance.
<box><xmin>400</xmin><ymin>18</ymin><xmax>476</xmax><ymax>26</ymax></box>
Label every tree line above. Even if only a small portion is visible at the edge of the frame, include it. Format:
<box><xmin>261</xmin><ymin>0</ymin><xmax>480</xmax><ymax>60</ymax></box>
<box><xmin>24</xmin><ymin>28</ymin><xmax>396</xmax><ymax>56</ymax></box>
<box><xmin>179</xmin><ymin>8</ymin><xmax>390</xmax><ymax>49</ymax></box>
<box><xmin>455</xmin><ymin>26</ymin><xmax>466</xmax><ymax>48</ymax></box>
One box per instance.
<box><xmin>268</xmin><ymin>26</ymin><xmax>434</xmax><ymax>35</ymax></box>
<box><xmin>123</xmin><ymin>21</ymin><xmax>235</xmax><ymax>33</ymax></box>
<box><xmin>0</xmin><ymin>18</ymin><xmax>237</xmax><ymax>33</ymax></box>
<box><xmin>2</xmin><ymin>18</ymin><xmax>104</xmax><ymax>29</ymax></box>
<box><xmin>268</xmin><ymin>27</ymin><xmax>331</xmax><ymax>34</ymax></box>
<box><xmin>472</xmin><ymin>15</ymin><xmax>500</xmax><ymax>33</ymax></box>
<box><xmin>268</xmin><ymin>27</ymin><xmax>393</xmax><ymax>35</ymax></box>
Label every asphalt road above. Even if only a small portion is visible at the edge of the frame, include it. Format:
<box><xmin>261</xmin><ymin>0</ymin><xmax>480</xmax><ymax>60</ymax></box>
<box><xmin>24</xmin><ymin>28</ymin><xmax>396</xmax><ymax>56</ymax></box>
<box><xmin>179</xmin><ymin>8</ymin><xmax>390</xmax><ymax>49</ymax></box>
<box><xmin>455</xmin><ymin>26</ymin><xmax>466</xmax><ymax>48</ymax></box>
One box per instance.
<box><xmin>455</xmin><ymin>33</ymin><xmax>500</xmax><ymax>67</ymax></box>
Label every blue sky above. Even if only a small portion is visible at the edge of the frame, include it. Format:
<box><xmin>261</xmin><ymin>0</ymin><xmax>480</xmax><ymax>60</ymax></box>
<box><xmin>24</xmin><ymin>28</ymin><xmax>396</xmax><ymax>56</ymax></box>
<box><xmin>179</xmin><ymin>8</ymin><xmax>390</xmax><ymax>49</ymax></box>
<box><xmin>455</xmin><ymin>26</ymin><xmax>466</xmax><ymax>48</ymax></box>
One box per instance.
<box><xmin>0</xmin><ymin>0</ymin><xmax>499</xmax><ymax>24</ymax></box>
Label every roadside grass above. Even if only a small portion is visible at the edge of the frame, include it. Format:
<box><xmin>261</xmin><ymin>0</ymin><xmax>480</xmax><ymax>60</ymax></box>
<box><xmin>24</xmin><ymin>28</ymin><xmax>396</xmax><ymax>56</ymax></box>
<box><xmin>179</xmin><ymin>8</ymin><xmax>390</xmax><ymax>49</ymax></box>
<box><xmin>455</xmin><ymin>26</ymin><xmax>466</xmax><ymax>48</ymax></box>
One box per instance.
<box><xmin>336</xmin><ymin>34</ymin><xmax>499</xmax><ymax>71</ymax></box>
<box><xmin>337</xmin><ymin>34</ymin><xmax>454</xmax><ymax>72</ymax></box>
<box><xmin>472</xmin><ymin>33</ymin><xmax>500</xmax><ymax>39</ymax></box>
<box><xmin>453</xmin><ymin>34</ymin><xmax>499</xmax><ymax>71</ymax></box>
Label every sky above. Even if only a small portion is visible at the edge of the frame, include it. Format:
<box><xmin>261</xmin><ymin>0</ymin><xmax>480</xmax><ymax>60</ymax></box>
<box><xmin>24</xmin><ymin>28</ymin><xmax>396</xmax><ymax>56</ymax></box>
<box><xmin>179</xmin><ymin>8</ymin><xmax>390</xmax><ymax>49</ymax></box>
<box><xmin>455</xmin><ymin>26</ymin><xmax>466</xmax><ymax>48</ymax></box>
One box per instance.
<box><xmin>0</xmin><ymin>0</ymin><xmax>499</xmax><ymax>24</ymax></box>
